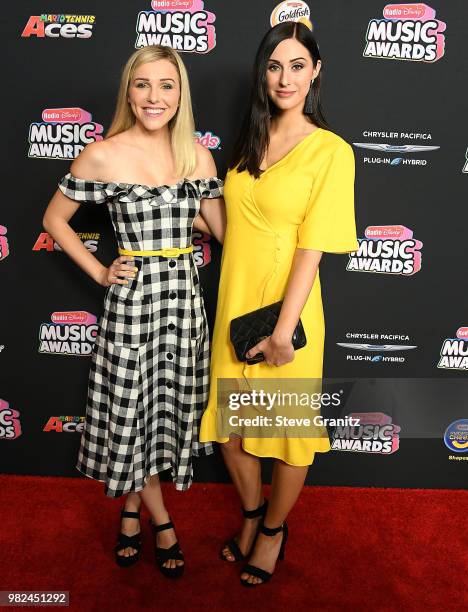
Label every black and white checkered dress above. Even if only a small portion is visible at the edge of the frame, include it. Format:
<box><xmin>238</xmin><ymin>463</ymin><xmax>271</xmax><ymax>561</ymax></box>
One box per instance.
<box><xmin>58</xmin><ymin>172</ymin><xmax>223</xmax><ymax>497</ymax></box>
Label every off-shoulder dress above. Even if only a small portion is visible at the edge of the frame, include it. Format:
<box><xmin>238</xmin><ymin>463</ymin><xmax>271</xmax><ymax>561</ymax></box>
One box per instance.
<box><xmin>58</xmin><ymin>173</ymin><xmax>223</xmax><ymax>496</ymax></box>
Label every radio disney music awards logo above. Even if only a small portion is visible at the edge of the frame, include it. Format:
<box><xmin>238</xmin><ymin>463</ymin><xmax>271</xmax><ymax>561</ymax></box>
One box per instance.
<box><xmin>0</xmin><ymin>399</ymin><xmax>22</xmax><ymax>440</ymax></box>
<box><xmin>337</xmin><ymin>331</ymin><xmax>417</xmax><ymax>364</ymax></box>
<box><xmin>135</xmin><ymin>1</ymin><xmax>217</xmax><ymax>52</ymax></box>
<box><xmin>39</xmin><ymin>311</ymin><xmax>98</xmax><ymax>356</ymax></box>
<box><xmin>33</xmin><ymin>231</ymin><xmax>100</xmax><ymax>253</ymax></box>
<box><xmin>438</xmin><ymin>327</ymin><xmax>468</xmax><ymax>371</ymax></box>
<box><xmin>346</xmin><ymin>225</ymin><xmax>423</xmax><ymax>276</ymax></box>
<box><xmin>270</xmin><ymin>2</ymin><xmax>312</xmax><ymax>29</ymax></box>
<box><xmin>363</xmin><ymin>4</ymin><xmax>446</xmax><ymax>63</ymax></box>
<box><xmin>444</xmin><ymin>420</ymin><xmax>468</xmax><ymax>458</ymax></box>
<box><xmin>195</xmin><ymin>130</ymin><xmax>221</xmax><ymax>150</ymax></box>
<box><xmin>353</xmin><ymin>130</ymin><xmax>439</xmax><ymax>167</ymax></box>
<box><xmin>347</xmin><ymin>225</ymin><xmax>422</xmax><ymax>276</ymax></box>
<box><xmin>332</xmin><ymin>412</ymin><xmax>400</xmax><ymax>454</ymax></box>
<box><xmin>43</xmin><ymin>416</ymin><xmax>85</xmax><ymax>433</ymax></box>
<box><xmin>21</xmin><ymin>14</ymin><xmax>95</xmax><ymax>39</ymax></box>
<box><xmin>28</xmin><ymin>108</ymin><xmax>103</xmax><ymax>160</ymax></box>
<box><xmin>192</xmin><ymin>230</ymin><xmax>211</xmax><ymax>267</ymax></box>
<box><xmin>0</xmin><ymin>225</ymin><xmax>9</xmax><ymax>261</ymax></box>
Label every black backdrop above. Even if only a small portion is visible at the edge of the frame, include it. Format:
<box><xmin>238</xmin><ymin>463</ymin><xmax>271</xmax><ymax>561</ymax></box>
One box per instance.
<box><xmin>1</xmin><ymin>1</ymin><xmax>467</xmax><ymax>490</ymax></box>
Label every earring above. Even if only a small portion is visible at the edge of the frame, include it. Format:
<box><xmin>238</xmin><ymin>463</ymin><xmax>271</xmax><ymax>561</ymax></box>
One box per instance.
<box><xmin>303</xmin><ymin>79</ymin><xmax>314</xmax><ymax>114</ymax></box>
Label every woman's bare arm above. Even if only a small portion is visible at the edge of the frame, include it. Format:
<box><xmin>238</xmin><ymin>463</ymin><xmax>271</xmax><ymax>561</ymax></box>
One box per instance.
<box><xmin>193</xmin><ymin>144</ymin><xmax>226</xmax><ymax>244</ymax></box>
<box><xmin>43</xmin><ymin>143</ymin><xmax>136</xmax><ymax>286</ymax></box>
<box><xmin>246</xmin><ymin>248</ymin><xmax>323</xmax><ymax>366</ymax></box>
<box><xmin>193</xmin><ymin>214</ymin><xmax>214</xmax><ymax>236</ymax></box>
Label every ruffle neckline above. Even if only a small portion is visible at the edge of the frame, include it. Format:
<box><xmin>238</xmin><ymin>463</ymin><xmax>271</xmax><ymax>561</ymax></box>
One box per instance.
<box><xmin>63</xmin><ymin>173</ymin><xmax>223</xmax><ymax>203</ymax></box>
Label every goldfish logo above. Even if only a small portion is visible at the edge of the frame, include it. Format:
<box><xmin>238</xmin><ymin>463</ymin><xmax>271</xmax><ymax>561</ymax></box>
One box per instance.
<box><xmin>270</xmin><ymin>1</ymin><xmax>312</xmax><ymax>29</ymax></box>
<box><xmin>444</xmin><ymin>420</ymin><xmax>468</xmax><ymax>453</ymax></box>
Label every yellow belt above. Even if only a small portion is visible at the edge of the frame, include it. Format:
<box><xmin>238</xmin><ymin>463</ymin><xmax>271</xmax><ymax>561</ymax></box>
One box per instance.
<box><xmin>118</xmin><ymin>246</ymin><xmax>193</xmax><ymax>257</ymax></box>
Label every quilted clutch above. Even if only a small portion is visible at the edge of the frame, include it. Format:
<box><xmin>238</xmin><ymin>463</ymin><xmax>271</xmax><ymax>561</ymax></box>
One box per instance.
<box><xmin>230</xmin><ymin>300</ymin><xmax>307</xmax><ymax>365</ymax></box>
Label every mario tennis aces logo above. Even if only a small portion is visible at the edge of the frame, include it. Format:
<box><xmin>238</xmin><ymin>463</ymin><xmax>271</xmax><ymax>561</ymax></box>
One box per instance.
<box><xmin>136</xmin><ymin>1</ymin><xmax>217</xmax><ymax>52</ymax></box>
<box><xmin>364</xmin><ymin>4</ymin><xmax>446</xmax><ymax>63</ymax></box>
<box><xmin>39</xmin><ymin>311</ymin><xmax>98</xmax><ymax>356</ymax></box>
<box><xmin>44</xmin><ymin>416</ymin><xmax>84</xmax><ymax>433</ymax></box>
<box><xmin>33</xmin><ymin>232</ymin><xmax>100</xmax><ymax>253</ymax></box>
<box><xmin>22</xmin><ymin>14</ymin><xmax>95</xmax><ymax>39</ymax></box>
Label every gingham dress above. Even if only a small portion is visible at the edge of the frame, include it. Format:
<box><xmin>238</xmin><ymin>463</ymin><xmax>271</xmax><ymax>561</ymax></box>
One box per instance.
<box><xmin>58</xmin><ymin>172</ymin><xmax>223</xmax><ymax>497</ymax></box>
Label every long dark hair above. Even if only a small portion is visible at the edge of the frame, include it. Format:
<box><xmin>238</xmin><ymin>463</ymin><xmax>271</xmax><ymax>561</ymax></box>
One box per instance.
<box><xmin>230</xmin><ymin>22</ymin><xmax>329</xmax><ymax>178</ymax></box>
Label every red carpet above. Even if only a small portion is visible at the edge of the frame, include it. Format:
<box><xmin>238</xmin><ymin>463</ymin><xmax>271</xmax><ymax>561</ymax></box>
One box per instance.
<box><xmin>1</xmin><ymin>475</ymin><xmax>467</xmax><ymax>611</ymax></box>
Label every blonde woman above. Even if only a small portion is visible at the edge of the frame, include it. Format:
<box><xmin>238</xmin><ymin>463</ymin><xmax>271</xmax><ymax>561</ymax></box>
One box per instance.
<box><xmin>43</xmin><ymin>46</ymin><xmax>225</xmax><ymax>578</ymax></box>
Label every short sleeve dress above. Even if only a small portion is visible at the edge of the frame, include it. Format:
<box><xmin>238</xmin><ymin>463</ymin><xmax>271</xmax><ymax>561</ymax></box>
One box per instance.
<box><xmin>199</xmin><ymin>128</ymin><xmax>358</xmax><ymax>465</ymax></box>
<box><xmin>58</xmin><ymin>173</ymin><xmax>223</xmax><ymax>497</ymax></box>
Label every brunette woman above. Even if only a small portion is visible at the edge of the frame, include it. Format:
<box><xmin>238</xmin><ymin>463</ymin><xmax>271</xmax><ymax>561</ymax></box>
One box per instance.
<box><xmin>199</xmin><ymin>22</ymin><xmax>358</xmax><ymax>586</ymax></box>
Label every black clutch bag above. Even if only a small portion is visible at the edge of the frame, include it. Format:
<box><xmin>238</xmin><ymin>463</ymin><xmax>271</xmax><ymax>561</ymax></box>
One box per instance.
<box><xmin>230</xmin><ymin>300</ymin><xmax>307</xmax><ymax>365</ymax></box>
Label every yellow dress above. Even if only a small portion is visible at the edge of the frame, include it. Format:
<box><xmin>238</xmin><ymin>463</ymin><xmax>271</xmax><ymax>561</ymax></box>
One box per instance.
<box><xmin>200</xmin><ymin>128</ymin><xmax>359</xmax><ymax>465</ymax></box>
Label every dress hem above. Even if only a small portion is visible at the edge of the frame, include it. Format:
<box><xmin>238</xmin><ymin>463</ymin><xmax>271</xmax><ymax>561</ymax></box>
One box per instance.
<box><xmin>74</xmin><ymin>459</ymin><xmax>207</xmax><ymax>497</ymax></box>
<box><xmin>200</xmin><ymin>436</ymin><xmax>331</xmax><ymax>467</ymax></box>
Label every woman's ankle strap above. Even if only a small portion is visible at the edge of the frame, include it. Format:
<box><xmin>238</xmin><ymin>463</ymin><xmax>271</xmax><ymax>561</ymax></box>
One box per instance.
<box><xmin>121</xmin><ymin>509</ymin><xmax>140</xmax><ymax>519</ymax></box>
<box><xmin>150</xmin><ymin>519</ymin><xmax>174</xmax><ymax>533</ymax></box>
<box><xmin>260</xmin><ymin>523</ymin><xmax>283</xmax><ymax>536</ymax></box>
<box><xmin>242</xmin><ymin>499</ymin><xmax>268</xmax><ymax>519</ymax></box>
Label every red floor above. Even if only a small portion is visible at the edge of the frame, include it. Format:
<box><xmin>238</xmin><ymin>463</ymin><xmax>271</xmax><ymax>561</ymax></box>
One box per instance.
<box><xmin>1</xmin><ymin>475</ymin><xmax>467</xmax><ymax>611</ymax></box>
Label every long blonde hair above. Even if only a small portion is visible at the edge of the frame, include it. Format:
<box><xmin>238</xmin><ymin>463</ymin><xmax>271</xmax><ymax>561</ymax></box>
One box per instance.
<box><xmin>107</xmin><ymin>45</ymin><xmax>196</xmax><ymax>178</ymax></box>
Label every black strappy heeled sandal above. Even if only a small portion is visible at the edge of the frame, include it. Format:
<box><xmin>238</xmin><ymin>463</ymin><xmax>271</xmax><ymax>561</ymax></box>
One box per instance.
<box><xmin>115</xmin><ymin>509</ymin><xmax>142</xmax><ymax>567</ymax></box>
<box><xmin>240</xmin><ymin>522</ymin><xmax>288</xmax><ymax>587</ymax></box>
<box><xmin>220</xmin><ymin>499</ymin><xmax>269</xmax><ymax>562</ymax></box>
<box><xmin>150</xmin><ymin>518</ymin><xmax>185</xmax><ymax>579</ymax></box>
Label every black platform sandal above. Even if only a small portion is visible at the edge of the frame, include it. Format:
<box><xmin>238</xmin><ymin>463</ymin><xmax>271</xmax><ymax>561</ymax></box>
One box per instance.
<box><xmin>115</xmin><ymin>509</ymin><xmax>142</xmax><ymax>568</ymax></box>
<box><xmin>220</xmin><ymin>499</ymin><xmax>269</xmax><ymax>562</ymax></box>
<box><xmin>150</xmin><ymin>518</ymin><xmax>185</xmax><ymax>579</ymax></box>
<box><xmin>240</xmin><ymin>522</ymin><xmax>288</xmax><ymax>587</ymax></box>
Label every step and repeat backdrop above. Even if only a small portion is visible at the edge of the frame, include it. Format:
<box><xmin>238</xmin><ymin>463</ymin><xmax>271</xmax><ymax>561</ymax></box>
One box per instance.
<box><xmin>1</xmin><ymin>1</ymin><xmax>467</xmax><ymax>489</ymax></box>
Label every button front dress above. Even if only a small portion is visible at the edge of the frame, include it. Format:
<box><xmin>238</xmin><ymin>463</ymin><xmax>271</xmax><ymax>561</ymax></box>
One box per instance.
<box><xmin>199</xmin><ymin>129</ymin><xmax>359</xmax><ymax>465</ymax></box>
<box><xmin>58</xmin><ymin>173</ymin><xmax>223</xmax><ymax>497</ymax></box>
